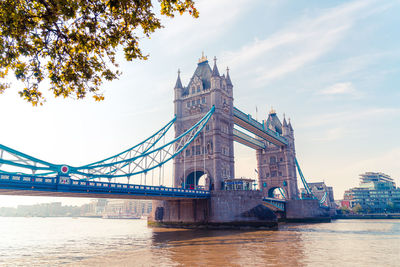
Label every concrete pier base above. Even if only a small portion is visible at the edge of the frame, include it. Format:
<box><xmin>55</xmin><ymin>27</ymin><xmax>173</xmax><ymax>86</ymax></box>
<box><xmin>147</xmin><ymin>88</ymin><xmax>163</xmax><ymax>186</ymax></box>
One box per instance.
<box><xmin>148</xmin><ymin>191</ymin><xmax>278</xmax><ymax>229</ymax></box>
<box><xmin>284</xmin><ymin>199</ymin><xmax>331</xmax><ymax>222</ymax></box>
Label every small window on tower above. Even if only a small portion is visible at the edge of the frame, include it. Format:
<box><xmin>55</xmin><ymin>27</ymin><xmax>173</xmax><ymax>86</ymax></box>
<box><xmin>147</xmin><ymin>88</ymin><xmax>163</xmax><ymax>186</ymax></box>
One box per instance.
<box><xmin>192</xmin><ymin>87</ymin><xmax>195</xmax><ymax>94</ymax></box>
<box><xmin>197</xmin><ymin>99</ymin><xmax>200</xmax><ymax>105</ymax></box>
<box><xmin>192</xmin><ymin>100</ymin><xmax>195</xmax><ymax>106</ymax></box>
<box><xmin>202</xmin><ymin>97</ymin><xmax>206</xmax><ymax>104</ymax></box>
<box><xmin>197</xmin><ymin>86</ymin><xmax>200</xmax><ymax>92</ymax></box>
<box><xmin>187</xmin><ymin>102</ymin><xmax>190</xmax><ymax>108</ymax></box>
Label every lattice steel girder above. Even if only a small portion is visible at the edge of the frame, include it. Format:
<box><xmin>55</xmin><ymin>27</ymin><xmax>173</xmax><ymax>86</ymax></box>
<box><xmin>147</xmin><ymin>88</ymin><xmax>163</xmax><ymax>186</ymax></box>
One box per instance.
<box><xmin>71</xmin><ymin>106</ymin><xmax>215</xmax><ymax>180</ymax></box>
<box><xmin>0</xmin><ymin>115</ymin><xmax>175</xmax><ymax>177</ymax></box>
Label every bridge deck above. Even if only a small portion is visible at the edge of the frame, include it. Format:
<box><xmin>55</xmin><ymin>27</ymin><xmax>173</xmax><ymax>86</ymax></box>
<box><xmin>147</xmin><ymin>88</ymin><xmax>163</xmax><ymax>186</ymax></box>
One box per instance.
<box><xmin>262</xmin><ymin>197</ymin><xmax>286</xmax><ymax>212</ymax></box>
<box><xmin>0</xmin><ymin>174</ymin><xmax>210</xmax><ymax>200</ymax></box>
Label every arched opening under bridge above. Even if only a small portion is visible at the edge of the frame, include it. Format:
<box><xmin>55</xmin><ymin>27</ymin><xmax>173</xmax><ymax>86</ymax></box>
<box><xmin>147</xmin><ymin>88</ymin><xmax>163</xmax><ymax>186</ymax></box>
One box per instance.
<box><xmin>268</xmin><ymin>187</ymin><xmax>287</xmax><ymax>200</ymax></box>
<box><xmin>185</xmin><ymin>171</ymin><xmax>208</xmax><ymax>190</ymax></box>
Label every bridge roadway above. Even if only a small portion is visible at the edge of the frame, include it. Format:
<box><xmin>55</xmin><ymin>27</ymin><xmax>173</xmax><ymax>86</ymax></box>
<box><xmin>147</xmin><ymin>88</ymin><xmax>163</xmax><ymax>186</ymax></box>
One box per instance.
<box><xmin>0</xmin><ymin>174</ymin><xmax>210</xmax><ymax>200</ymax></box>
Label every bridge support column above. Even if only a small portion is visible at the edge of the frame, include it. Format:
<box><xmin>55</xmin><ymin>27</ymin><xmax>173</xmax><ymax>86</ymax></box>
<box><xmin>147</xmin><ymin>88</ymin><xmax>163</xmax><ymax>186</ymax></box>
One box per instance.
<box><xmin>148</xmin><ymin>191</ymin><xmax>278</xmax><ymax>229</ymax></box>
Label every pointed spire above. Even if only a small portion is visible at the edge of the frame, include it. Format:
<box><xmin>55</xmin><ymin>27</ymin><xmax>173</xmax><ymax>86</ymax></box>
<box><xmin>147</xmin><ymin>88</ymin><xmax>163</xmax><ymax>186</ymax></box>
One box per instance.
<box><xmin>288</xmin><ymin>118</ymin><xmax>293</xmax><ymax>131</ymax></box>
<box><xmin>212</xmin><ymin>56</ymin><xmax>220</xmax><ymax>77</ymax></box>
<box><xmin>283</xmin><ymin>113</ymin><xmax>288</xmax><ymax>127</ymax></box>
<box><xmin>198</xmin><ymin>51</ymin><xmax>207</xmax><ymax>64</ymax></box>
<box><xmin>174</xmin><ymin>69</ymin><xmax>183</xmax><ymax>89</ymax></box>
<box><xmin>226</xmin><ymin>67</ymin><xmax>232</xmax><ymax>86</ymax></box>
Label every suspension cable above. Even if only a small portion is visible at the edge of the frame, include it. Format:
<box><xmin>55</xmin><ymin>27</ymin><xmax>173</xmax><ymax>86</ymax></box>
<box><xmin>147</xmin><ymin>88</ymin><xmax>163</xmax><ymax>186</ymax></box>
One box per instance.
<box><xmin>183</xmin><ymin>143</ymin><xmax>186</xmax><ymax>189</ymax></box>
<box><xmin>203</xmin><ymin>130</ymin><xmax>206</xmax><ymax>190</ymax></box>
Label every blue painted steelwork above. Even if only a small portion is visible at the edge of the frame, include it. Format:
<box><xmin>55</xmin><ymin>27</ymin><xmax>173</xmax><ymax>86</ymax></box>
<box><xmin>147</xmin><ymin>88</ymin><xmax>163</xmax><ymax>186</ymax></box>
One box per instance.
<box><xmin>0</xmin><ymin>174</ymin><xmax>210</xmax><ymax>199</ymax></box>
<box><xmin>262</xmin><ymin>197</ymin><xmax>286</xmax><ymax>212</ymax></box>
<box><xmin>320</xmin><ymin>191</ymin><xmax>327</xmax><ymax>205</ymax></box>
<box><xmin>232</xmin><ymin>128</ymin><xmax>265</xmax><ymax>149</ymax></box>
<box><xmin>294</xmin><ymin>157</ymin><xmax>316</xmax><ymax>199</ymax></box>
<box><xmin>0</xmin><ymin>116</ymin><xmax>176</xmax><ymax>177</ymax></box>
<box><xmin>278</xmin><ymin>188</ymin><xmax>287</xmax><ymax>200</ymax></box>
<box><xmin>233</xmin><ymin>107</ymin><xmax>288</xmax><ymax>147</ymax></box>
<box><xmin>71</xmin><ymin>106</ymin><xmax>215</xmax><ymax>180</ymax></box>
<box><xmin>0</xmin><ymin>106</ymin><xmax>215</xmax><ymax>181</ymax></box>
<box><xmin>82</xmin><ymin>116</ymin><xmax>176</xmax><ymax>168</ymax></box>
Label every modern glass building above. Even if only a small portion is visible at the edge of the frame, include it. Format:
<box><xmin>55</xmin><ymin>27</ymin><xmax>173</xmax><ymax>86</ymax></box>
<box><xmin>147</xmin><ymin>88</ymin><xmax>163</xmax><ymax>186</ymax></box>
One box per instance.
<box><xmin>343</xmin><ymin>172</ymin><xmax>400</xmax><ymax>212</ymax></box>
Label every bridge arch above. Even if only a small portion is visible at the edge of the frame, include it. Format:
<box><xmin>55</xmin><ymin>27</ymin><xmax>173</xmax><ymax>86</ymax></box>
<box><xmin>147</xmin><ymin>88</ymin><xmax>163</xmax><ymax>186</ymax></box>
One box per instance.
<box><xmin>181</xmin><ymin>167</ymin><xmax>213</xmax><ymax>190</ymax></box>
<box><xmin>267</xmin><ymin>186</ymin><xmax>287</xmax><ymax>200</ymax></box>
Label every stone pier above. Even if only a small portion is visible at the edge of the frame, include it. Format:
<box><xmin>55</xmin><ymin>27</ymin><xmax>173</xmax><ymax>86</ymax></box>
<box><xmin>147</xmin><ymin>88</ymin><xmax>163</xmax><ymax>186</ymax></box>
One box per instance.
<box><xmin>284</xmin><ymin>199</ymin><xmax>331</xmax><ymax>222</ymax></box>
<box><xmin>148</xmin><ymin>191</ymin><xmax>278</xmax><ymax>229</ymax></box>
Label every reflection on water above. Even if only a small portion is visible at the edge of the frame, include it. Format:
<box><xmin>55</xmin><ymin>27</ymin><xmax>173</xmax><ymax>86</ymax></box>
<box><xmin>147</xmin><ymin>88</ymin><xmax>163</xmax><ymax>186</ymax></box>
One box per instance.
<box><xmin>0</xmin><ymin>217</ymin><xmax>399</xmax><ymax>266</ymax></box>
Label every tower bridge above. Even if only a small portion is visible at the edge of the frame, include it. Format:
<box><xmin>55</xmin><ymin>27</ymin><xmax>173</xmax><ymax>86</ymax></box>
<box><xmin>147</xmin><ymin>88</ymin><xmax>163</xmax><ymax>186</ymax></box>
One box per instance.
<box><xmin>0</xmin><ymin>54</ymin><xmax>331</xmax><ymax>228</ymax></box>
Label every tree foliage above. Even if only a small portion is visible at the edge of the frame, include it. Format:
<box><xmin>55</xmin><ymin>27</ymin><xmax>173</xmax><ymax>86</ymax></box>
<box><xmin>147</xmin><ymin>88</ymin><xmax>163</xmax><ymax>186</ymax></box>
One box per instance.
<box><xmin>352</xmin><ymin>204</ymin><xmax>363</xmax><ymax>214</ymax></box>
<box><xmin>0</xmin><ymin>0</ymin><xmax>198</xmax><ymax>105</ymax></box>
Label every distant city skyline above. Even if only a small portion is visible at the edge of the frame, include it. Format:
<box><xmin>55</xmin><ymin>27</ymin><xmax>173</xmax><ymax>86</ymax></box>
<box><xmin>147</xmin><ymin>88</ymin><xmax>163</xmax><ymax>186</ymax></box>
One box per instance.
<box><xmin>0</xmin><ymin>0</ymin><xmax>399</xmax><ymax>206</ymax></box>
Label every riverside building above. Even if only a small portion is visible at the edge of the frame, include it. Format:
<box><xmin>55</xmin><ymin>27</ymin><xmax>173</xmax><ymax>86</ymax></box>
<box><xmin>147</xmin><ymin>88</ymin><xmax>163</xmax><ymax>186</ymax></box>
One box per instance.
<box><xmin>342</xmin><ymin>172</ymin><xmax>400</xmax><ymax>212</ymax></box>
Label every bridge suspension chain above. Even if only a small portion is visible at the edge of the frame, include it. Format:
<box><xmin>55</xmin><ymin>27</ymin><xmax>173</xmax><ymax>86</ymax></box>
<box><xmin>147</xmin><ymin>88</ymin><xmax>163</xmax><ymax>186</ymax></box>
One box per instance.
<box><xmin>69</xmin><ymin>106</ymin><xmax>215</xmax><ymax>180</ymax></box>
<box><xmin>0</xmin><ymin>106</ymin><xmax>215</xmax><ymax>183</ymax></box>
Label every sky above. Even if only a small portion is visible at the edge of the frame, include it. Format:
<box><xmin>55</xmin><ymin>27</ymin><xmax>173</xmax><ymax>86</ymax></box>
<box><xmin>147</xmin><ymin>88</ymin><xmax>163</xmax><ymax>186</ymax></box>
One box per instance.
<box><xmin>0</xmin><ymin>0</ymin><xmax>399</xmax><ymax>206</ymax></box>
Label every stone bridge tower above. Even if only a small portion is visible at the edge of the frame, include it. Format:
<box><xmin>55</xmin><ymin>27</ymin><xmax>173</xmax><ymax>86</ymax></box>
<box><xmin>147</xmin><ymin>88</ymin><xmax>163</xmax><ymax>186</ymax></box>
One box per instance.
<box><xmin>173</xmin><ymin>54</ymin><xmax>235</xmax><ymax>190</ymax></box>
<box><xmin>256</xmin><ymin>110</ymin><xmax>299</xmax><ymax>199</ymax></box>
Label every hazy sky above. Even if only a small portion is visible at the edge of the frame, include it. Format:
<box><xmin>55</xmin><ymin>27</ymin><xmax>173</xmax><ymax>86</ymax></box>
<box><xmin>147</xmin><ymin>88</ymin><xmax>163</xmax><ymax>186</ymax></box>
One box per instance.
<box><xmin>0</xmin><ymin>0</ymin><xmax>399</xmax><ymax>206</ymax></box>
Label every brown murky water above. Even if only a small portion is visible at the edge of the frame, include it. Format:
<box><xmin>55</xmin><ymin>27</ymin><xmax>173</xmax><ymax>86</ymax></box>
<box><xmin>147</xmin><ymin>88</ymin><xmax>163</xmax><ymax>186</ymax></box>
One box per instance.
<box><xmin>0</xmin><ymin>218</ymin><xmax>399</xmax><ymax>266</ymax></box>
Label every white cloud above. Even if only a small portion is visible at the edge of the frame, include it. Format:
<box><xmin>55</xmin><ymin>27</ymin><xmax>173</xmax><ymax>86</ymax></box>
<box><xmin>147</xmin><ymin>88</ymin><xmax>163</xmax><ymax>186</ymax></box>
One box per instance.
<box><xmin>312</xmin><ymin>127</ymin><xmax>348</xmax><ymax>142</ymax></box>
<box><xmin>318</xmin><ymin>82</ymin><xmax>360</xmax><ymax>97</ymax></box>
<box><xmin>301</xmin><ymin>107</ymin><xmax>400</xmax><ymax>128</ymax></box>
<box><xmin>351</xmin><ymin>147</ymin><xmax>400</xmax><ymax>182</ymax></box>
<box><xmin>157</xmin><ymin>0</ymin><xmax>255</xmax><ymax>53</ymax></box>
<box><xmin>220</xmin><ymin>0</ymin><xmax>392</xmax><ymax>86</ymax></box>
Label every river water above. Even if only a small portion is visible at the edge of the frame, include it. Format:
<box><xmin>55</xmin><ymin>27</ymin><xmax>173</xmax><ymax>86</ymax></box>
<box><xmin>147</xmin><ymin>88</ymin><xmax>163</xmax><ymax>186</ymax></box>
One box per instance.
<box><xmin>0</xmin><ymin>217</ymin><xmax>399</xmax><ymax>266</ymax></box>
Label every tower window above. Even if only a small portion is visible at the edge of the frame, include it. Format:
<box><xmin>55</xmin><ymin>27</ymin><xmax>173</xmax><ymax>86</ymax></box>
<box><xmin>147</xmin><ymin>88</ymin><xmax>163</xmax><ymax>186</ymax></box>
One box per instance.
<box><xmin>192</xmin><ymin>87</ymin><xmax>195</xmax><ymax>94</ymax></box>
<box><xmin>197</xmin><ymin>99</ymin><xmax>200</xmax><ymax>105</ymax></box>
<box><xmin>202</xmin><ymin>97</ymin><xmax>206</xmax><ymax>104</ymax></box>
<box><xmin>270</xmin><ymin>156</ymin><xmax>276</xmax><ymax>164</ymax></box>
<box><xmin>187</xmin><ymin>101</ymin><xmax>190</xmax><ymax>107</ymax></box>
<box><xmin>271</xmin><ymin>171</ymin><xmax>277</xmax><ymax>177</ymax></box>
<box><xmin>192</xmin><ymin>100</ymin><xmax>195</xmax><ymax>106</ymax></box>
<box><xmin>280</xmin><ymin>157</ymin><xmax>283</xmax><ymax>162</ymax></box>
<box><xmin>197</xmin><ymin>86</ymin><xmax>200</xmax><ymax>92</ymax></box>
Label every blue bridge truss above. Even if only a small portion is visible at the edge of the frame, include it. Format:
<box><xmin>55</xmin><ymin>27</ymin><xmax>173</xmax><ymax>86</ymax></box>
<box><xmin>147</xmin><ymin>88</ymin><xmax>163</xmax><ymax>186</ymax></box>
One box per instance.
<box><xmin>0</xmin><ymin>107</ymin><xmax>215</xmax><ymax>199</ymax></box>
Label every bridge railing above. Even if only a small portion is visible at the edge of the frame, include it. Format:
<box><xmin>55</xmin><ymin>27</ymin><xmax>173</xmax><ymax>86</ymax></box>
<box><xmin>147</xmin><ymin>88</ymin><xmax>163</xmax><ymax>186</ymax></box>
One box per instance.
<box><xmin>233</xmin><ymin>107</ymin><xmax>288</xmax><ymax>145</ymax></box>
<box><xmin>0</xmin><ymin>174</ymin><xmax>211</xmax><ymax>197</ymax></box>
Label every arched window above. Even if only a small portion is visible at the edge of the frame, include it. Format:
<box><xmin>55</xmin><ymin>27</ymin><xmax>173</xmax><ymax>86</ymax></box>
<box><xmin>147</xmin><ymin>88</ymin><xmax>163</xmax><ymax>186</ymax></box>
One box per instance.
<box><xmin>270</xmin><ymin>156</ymin><xmax>276</xmax><ymax>164</ymax></box>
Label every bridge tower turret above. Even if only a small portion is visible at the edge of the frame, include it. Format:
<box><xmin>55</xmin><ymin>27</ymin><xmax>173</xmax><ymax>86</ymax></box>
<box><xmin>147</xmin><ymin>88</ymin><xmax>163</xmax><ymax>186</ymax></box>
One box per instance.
<box><xmin>256</xmin><ymin>111</ymin><xmax>299</xmax><ymax>200</ymax></box>
<box><xmin>173</xmin><ymin>54</ymin><xmax>235</xmax><ymax>190</ymax></box>
<box><xmin>174</xmin><ymin>69</ymin><xmax>183</xmax><ymax>118</ymax></box>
